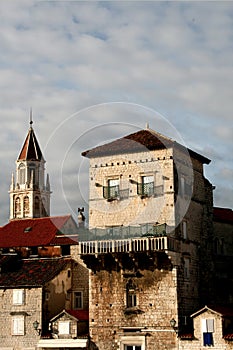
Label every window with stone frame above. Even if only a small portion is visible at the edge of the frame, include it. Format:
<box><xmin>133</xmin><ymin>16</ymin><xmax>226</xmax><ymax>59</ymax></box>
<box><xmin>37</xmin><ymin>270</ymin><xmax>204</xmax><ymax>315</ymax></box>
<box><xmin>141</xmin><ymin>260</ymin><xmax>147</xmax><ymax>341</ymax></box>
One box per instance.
<box><xmin>137</xmin><ymin>175</ymin><xmax>158</xmax><ymax>197</ymax></box>
<box><xmin>18</xmin><ymin>163</ymin><xmax>25</xmax><ymax>184</ymax></box>
<box><xmin>184</xmin><ymin>257</ymin><xmax>190</xmax><ymax>279</ymax></box>
<box><xmin>103</xmin><ymin>178</ymin><xmax>120</xmax><ymax>200</ymax></box>
<box><xmin>29</xmin><ymin>163</ymin><xmax>36</xmax><ymax>185</ymax></box>
<box><xmin>182</xmin><ymin>220</ymin><xmax>188</xmax><ymax>240</ymax></box>
<box><xmin>124</xmin><ymin>346</ymin><xmax>142</xmax><ymax>350</ymax></box>
<box><xmin>35</xmin><ymin>196</ymin><xmax>40</xmax><ymax>215</ymax></box>
<box><xmin>126</xmin><ymin>279</ymin><xmax>137</xmax><ymax>308</ymax></box>
<box><xmin>73</xmin><ymin>291</ymin><xmax>83</xmax><ymax>309</ymax></box>
<box><xmin>12</xmin><ymin>315</ymin><xmax>25</xmax><ymax>335</ymax></box>
<box><xmin>23</xmin><ymin>196</ymin><xmax>30</xmax><ymax>216</ymax></box>
<box><xmin>15</xmin><ymin>197</ymin><xmax>21</xmax><ymax>216</ymax></box>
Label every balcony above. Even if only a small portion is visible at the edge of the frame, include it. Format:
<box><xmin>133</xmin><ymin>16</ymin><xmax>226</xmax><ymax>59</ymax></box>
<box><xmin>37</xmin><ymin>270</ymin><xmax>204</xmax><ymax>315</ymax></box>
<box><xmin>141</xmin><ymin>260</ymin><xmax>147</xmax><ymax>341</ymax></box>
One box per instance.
<box><xmin>80</xmin><ymin>235</ymin><xmax>178</xmax><ymax>255</ymax></box>
<box><xmin>137</xmin><ymin>183</ymin><xmax>163</xmax><ymax>198</ymax></box>
<box><xmin>103</xmin><ymin>185</ymin><xmax>129</xmax><ymax>201</ymax></box>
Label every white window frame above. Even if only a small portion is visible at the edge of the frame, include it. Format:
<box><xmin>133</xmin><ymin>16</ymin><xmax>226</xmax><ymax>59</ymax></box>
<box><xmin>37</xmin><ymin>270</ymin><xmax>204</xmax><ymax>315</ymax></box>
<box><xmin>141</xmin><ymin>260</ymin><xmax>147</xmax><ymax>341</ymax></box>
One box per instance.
<box><xmin>73</xmin><ymin>291</ymin><xmax>83</xmax><ymax>309</ymax></box>
<box><xmin>201</xmin><ymin>318</ymin><xmax>215</xmax><ymax>333</ymax></box>
<box><xmin>12</xmin><ymin>315</ymin><xmax>25</xmax><ymax>335</ymax></box>
<box><xmin>120</xmin><ymin>336</ymin><xmax>145</xmax><ymax>350</ymax></box>
<box><xmin>13</xmin><ymin>289</ymin><xmax>25</xmax><ymax>305</ymax></box>
<box><xmin>58</xmin><ymin>320</ymin><xmax>70</xmax><ymax>335</ymax></box>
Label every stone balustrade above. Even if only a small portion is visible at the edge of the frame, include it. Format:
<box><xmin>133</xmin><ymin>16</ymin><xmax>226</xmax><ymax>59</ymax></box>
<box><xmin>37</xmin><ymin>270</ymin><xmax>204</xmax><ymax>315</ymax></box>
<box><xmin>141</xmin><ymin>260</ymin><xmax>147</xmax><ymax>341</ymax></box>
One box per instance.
<box><xmin>80</xmin><ymin>236</ymin><xmax>178</xmax><ymax>255</ymax></box>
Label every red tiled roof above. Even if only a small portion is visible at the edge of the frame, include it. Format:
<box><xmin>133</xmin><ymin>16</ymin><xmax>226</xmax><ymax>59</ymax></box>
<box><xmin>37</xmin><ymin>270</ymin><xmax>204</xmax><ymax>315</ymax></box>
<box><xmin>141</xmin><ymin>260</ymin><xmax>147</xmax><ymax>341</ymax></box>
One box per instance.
<box><xmin>0</xmin><ymin>215</ymin><xmax>77</xmax><ymax>248</ymax></box>
<box><xmin>82</xmin><ymin>128</ymin><xmax>210</xmax><ymax>164</ymax></box>
<box><xmin>192</xmin><ymin>305</ymin><xmax>233</xmax><ymax>318</ymax></box>
<box><xmin>50</xmin><ymin>234</ymin><xmax>78</xmax><ymax>246</ymax></box>
<box><xmin>179</xmin><ymin>333</ymin><xmax>194</xmax><ymax>340</ymax></box>
<box><xmin>0</xmin><ymin>256</ymin><xmax>71</xmax><ymax>287</ymax></box>
<box><xmin>66</xmin><ymin>309</ymin><xmax>89</xmax><ymax>321</ymax></box>
<box><xmin>18</xmin><ymin>127</ymin><xmax>43</xmax><ymax>161</ymax></box>
<box><xmin>224</xmin><ymin>333</ymin><xmax>233</xmax><ymax>340</ymax></box>
<box><xmin>213</xmin><ymin>207</ymin><xmax>233</xmax><ymax>224</ymax></box>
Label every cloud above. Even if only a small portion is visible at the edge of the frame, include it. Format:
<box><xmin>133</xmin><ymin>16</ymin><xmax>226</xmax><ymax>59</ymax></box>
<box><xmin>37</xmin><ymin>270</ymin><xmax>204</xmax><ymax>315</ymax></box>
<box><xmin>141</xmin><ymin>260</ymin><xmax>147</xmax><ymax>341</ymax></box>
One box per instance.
<box><xmin>0</xmin><ymin>1</ymin><xmax>232</xmax><ymax>224</ymax></box>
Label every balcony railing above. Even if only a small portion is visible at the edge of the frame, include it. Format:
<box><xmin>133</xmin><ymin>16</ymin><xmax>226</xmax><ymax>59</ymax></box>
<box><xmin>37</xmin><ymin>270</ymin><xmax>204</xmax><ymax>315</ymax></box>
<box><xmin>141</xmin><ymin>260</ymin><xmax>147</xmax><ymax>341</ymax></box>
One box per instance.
<box><xmin>103</xmin><ymin>186</ymin><xmax>129</xmax><ymax>201</ymax></box>
<box><xmin>80</xmin><ymin>236</ymin><xmax>178</xmax><ymax>255</ymax></box>
<box><xmin>84</xmin><ymin>223</ymin><xmax>168</xmax><ymax>242</ymax></box>
<box><xmin>137</xmin><ymin>183</ymin><xmax>164</xmax><ymax>197</ymax></box>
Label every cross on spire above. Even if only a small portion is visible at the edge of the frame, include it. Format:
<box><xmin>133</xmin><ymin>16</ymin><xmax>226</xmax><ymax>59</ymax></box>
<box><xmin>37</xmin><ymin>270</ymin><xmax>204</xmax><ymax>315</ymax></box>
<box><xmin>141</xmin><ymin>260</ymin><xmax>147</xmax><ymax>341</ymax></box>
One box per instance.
<box><xmin>30</xmin><ymin>108</ymin><xmax>33</xmax><ymax>127</ymax></box>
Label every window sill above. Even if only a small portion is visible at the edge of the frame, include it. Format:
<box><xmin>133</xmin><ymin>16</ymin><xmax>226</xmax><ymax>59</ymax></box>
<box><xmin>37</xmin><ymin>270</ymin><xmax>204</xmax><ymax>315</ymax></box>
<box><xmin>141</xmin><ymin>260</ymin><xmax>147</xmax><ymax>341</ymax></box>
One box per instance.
<box><xmin>124</xmin><ymin>307</ymin><xmax>144</xmax><ymax>315</ymax></box>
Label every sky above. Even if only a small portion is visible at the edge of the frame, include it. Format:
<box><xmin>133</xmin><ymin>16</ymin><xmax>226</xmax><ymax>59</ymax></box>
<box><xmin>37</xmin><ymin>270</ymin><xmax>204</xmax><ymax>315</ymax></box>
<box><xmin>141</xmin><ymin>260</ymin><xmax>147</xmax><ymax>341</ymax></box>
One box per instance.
<box><xmin>0</xmin><ymin>0</ymin><xmax>232</xmax><ymax>225</ymax></box>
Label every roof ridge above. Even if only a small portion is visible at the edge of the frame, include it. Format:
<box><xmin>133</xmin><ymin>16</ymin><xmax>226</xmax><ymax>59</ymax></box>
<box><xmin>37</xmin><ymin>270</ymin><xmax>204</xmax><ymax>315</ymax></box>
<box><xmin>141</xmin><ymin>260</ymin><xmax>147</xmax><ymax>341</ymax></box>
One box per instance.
<box><xmin>146</xmin><ymin>127</ymin><xmax>175</xmax><ymax>143</ymax></box>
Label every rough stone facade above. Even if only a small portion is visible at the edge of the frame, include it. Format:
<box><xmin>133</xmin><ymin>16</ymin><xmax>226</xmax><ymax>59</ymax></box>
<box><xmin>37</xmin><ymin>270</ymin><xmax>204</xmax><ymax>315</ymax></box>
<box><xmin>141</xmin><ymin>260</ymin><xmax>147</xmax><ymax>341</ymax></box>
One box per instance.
<box><xmin>0</xmin><ymin>287</ymin><xmax>42</xmax><ymax>350</ymax></box>
<box><xmin>81</xmin><ymin>128</ymin><xmax>215</xmax><ymax>350</ymax></box>
<box><xmin>0</xmin><ymin>261</ymin><xmax>72</xmax><ymax>350</ymax></box>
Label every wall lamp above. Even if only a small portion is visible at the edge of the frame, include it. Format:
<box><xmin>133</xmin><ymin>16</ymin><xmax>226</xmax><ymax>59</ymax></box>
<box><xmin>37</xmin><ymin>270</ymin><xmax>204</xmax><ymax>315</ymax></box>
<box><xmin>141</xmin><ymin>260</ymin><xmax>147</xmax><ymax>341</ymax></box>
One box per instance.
<box><xmin>33</xmin><ymin>320</ymin><xmax>41</xmax><ymax>335</ymax></box>
<box><xmin>170</xmin><ymin>318</ymin><xmax>178</xmax><ymax>335</ymax></box>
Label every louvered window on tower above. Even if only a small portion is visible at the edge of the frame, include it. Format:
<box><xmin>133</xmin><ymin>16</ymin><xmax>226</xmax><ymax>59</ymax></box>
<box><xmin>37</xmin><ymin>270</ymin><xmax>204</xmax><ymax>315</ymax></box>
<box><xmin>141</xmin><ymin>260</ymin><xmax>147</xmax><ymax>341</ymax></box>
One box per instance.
<box><xmin>18</xmin><ymin>164</ymin><xmax>25</xmax><ymax>184</ymax></box>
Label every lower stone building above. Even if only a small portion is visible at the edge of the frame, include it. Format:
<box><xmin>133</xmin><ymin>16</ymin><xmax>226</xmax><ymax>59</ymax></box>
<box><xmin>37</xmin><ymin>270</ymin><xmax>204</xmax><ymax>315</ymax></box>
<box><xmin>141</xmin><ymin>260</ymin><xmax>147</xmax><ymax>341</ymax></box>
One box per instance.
<box><xmin>180</xmin><ymin>306</ymin><xmax>233</xmax><ymax>349</ymax></box>
<box><xmin>0</xmin><ymin>254</ymin><xmax>89</xmax><ymax>350</ymax></box>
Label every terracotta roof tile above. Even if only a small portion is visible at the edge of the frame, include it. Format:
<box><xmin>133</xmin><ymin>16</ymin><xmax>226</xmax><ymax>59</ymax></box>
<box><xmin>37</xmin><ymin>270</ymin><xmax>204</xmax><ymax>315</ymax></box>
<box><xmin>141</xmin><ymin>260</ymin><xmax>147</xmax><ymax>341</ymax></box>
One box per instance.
<box><xmin>0</xmin><ymin>215</ymin><xmax>77</xmax><ymax>248</ymax></box>
<box><xmin>179</xmin><ymin>333</ymin><xmax>194</xmax><ymax>340</ymax></box>
<box><xmin>224</xmin><ymin>333</ymin><xmax>233</xmax><ymax>340</ymax></box>
<box><xmin>192</xmin><ymin>305</ymin><xmax>233</xmax><ymax>318</ymax></box>
<box><xmin>0</xmin><ymin>257</ymin><xmax>71</xmax><ymax>287</ymax></box>
<box><xmin>82</xmin><ymin>128</ymin><xmax>210</xmax><ymax>164</ymax></box>
<box><xmin>18</xmin><ymin>127</ymin><xmax>43</xmax><ymax>161</ymax></box>
<box><xmin>82</xmin><ymin>129</ymin><xmax>171</xmax><ymax>158</ymax></box>
<box><xmin>66</xmin><ymin>309</ymin><xmax>89</xmax><ymax>321</ymax></box>
<box><xmin>214</xmin><ymin>207</ymin><xmax>233</xmax><ymax>224</ymax></box>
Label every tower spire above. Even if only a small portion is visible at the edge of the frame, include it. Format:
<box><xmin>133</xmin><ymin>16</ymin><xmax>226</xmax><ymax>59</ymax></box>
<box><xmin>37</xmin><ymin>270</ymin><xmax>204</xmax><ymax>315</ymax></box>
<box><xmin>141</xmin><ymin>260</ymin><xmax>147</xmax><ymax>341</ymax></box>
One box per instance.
<box><xmin>9</xmin><ymin>117</ymin><xmax>51</xmax><ymax>220</ymax></box>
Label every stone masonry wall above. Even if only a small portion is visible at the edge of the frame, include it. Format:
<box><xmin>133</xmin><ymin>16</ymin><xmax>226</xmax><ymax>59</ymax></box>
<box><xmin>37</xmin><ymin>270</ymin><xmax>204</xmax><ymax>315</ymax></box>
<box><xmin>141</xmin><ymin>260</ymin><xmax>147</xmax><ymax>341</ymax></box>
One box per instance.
<box><xmin>89</xmin><ymin>256</ymin><xmax>178</xmax><ymax>350</ymax></box>
<box><xmin>0</xmin><ymin>287</ymin><xmax>42</xmax><ymax>350</ymax></box>
<box><xmin>89</xmin><ymin>148</ymin><xmax>175</xmax><ymax>228</ymax></box>
<box><xmin>71</xmin><ymin>246</ymin><xmax>90</xmax><ymax>311</ymax></box>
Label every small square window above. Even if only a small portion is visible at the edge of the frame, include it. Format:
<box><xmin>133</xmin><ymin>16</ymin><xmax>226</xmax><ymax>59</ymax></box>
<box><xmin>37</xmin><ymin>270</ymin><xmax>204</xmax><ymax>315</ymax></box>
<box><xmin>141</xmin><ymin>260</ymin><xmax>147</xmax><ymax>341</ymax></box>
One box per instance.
<box><xmin>13</xmin><ymin>289</ymin><xmax>25</xmax><ymax>305</ymax></box>
<box><xmin>12</xmin><ymin>315</ymin><xmax>25</xmax><ymax>335</ymax></box>
<box><xmin>58</xmin><ymin>321</ymin><xmax>70</xmax><ymax>335</ymax></box>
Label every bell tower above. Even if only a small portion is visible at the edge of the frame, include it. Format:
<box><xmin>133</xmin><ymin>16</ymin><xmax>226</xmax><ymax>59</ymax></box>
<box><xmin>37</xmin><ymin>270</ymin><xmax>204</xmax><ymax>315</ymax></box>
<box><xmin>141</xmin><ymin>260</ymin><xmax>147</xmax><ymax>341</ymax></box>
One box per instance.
<box><xmin>9</xmin><ymin>115</ymin><xmax>51</xmax><ymax>220</ymax></box>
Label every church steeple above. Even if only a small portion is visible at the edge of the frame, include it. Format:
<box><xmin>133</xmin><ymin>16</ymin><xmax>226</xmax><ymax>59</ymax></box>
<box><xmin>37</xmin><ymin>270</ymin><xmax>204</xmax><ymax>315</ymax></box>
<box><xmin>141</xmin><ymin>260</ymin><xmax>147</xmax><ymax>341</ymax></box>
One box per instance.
<box><xmin>9</xmin><ymin>115</ymin><xmax>51</xmax><ymax>220</ymax></box>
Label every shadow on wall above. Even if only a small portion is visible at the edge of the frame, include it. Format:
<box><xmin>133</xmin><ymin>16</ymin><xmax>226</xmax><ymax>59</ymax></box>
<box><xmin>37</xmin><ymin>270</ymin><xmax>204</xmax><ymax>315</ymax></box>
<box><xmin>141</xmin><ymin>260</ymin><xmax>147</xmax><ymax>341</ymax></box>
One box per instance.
<box><xmin>87</xmin><ymin>336</ymin><xmax>99</xmax><ymax>350</ymax></box>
